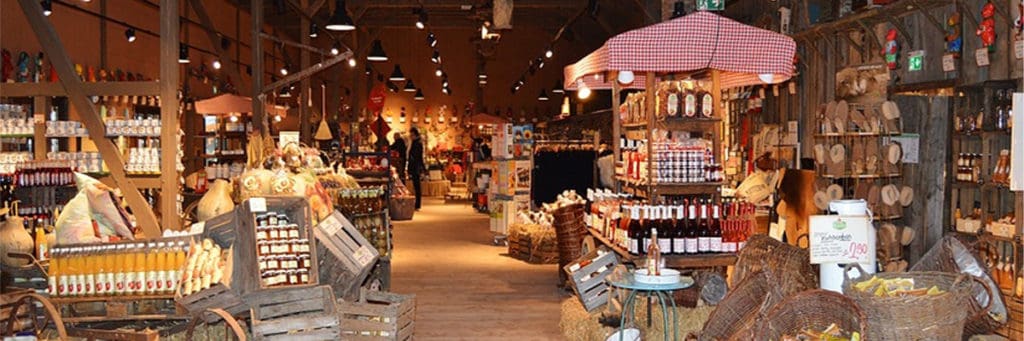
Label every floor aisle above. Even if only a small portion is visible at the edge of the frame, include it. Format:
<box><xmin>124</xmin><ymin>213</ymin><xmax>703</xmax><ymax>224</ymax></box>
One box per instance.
<box><xmin>390</xmin><ymin>199</ymin><xmax>564</xmax><ymax>340</ymax></box>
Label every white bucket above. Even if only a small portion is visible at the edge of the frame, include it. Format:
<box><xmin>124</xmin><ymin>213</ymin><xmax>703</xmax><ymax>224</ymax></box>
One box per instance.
<box><xmin>820</xmin><ymin>199</ymin><xmax>877</xmax><ymax>293</ymax></box>
<box><xmin>606</xmin><ymin>328</ymin><xmax>641</xmax><ymax>341</ymax></box>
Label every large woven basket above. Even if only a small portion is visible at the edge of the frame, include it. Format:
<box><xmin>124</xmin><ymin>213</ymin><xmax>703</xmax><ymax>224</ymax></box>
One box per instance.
<box><xmin>699</xmin><ymin>270</ymin><xmax>783</xmax><ymax>341</ymax></box>
<box><xmin>911</xmin><ymin>235</ymin><xmax>1008</xmax><ymax>335</ymax></box>
<box><xmin>551</xmin><ymin>204</ymin><xmax>586</xmax><ymax>285</ymax></box>
<box><xmin>733</xmin><ymin>234</ymin><xmax>817</xmax><ymax>296</ymax></box>
<box><xmin>757</xmin><ymin>289</ymin><xmax>867</xmax><ymax>340</ymax></box>
<box><xmin>842</xmin><ymin>264</ymin><xmax>982</xmax><ymax>340</ymax></box>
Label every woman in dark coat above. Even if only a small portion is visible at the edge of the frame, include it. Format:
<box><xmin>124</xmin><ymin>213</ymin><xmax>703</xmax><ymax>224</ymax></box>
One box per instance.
<box><xmin>407</xmin><ymin>128</ymin><xmax>425</xmax><ymax>210</ymax></box>
<box><xmin>390</xmin><ymin>134</ymin><xmax>408</xmax><ymax>180</ymax></box>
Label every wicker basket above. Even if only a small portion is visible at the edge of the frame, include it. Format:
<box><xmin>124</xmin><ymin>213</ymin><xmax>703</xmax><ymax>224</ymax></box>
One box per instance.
<box><xmin>552</xmin><ymin>204</ymin><xmax>586</xmax><ymax>285</ymax></box>
<box><xmin>733</xmin><ymin>234</ymin><xmax>817</xmax><ymax>296</ymax></box>
<box><xmin>699</xmin><ymin>270</ymin><xmax>783</xmax><ymax>341</ymax></box>
<box><xmin>389</xmin><ymin>196</ymin><xmax>415</xmax><ymax>221</ymax></box>
<box><xmin>842</xmin><ymin>264</ymin><xmax>981</xmax><ymax>340</ymax></box>
<box><xmin>757</xmin><ymin>290</ymin><xmax>867</xmax><ymax>340</ymax></box>
<box><xmin>911</xmin><ymin>235</ymin><xmax>1008</xmax><ymax>335</ymax></box>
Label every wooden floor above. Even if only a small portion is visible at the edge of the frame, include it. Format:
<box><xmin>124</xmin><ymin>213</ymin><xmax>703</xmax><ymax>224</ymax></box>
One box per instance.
<box><xmin>390</xmin><ymin>199</ymin><xmax>565</xmax><ymax>341</ymax></box>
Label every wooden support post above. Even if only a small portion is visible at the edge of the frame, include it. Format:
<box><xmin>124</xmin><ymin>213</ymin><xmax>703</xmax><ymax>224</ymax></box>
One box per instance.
<box><xmin>300</xmin><ymin>0</ymin><xmax>312</xmax><ymax>144</ymax></box>
<box><xmin>160</xmin><ymin>0</ymin><xmax>181</xmax><ymax>232</ymax></box>
<box><xmin>710</xmin><ymin>69</ymin><xmax>722</xmax><ymax>171</ymax></box>
<box><xmin>16</xmin><ymin>0</ymin><xmax>160</xmax><ymax>237</ymax></box>
<box><xmin>252</xmin><ymin>0</ymin><xmax>267</xmax><ymax>136</ymax></box>
<box><xmin>881</xmin><ymin>12</ymin><xmax>914</xmax><ymax>47</ymax></box>
<box><xmin>644</xmin><ymin>72</ymin><xmax>656</xmax><ymax>201</ymax></box>
<box><xmin>611</xmin><ymin>74</ymin><xmax>621</xmax><ymax>192</ymax></box>
<box><xmin>32</xmin><ymin>96</ymin><xmax>49</xmax><ymax>161</ymax></box>
<box><xmin>855</xmin><ymin>19</ymin><xmax>884</xmax><ymax>50</ymax></box>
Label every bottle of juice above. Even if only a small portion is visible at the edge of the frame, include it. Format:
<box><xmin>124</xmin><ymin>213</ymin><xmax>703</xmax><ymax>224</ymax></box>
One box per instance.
<box><xmin>70</xmin><ymin>247</ymin><xmax>83</xmax><ymax>297</ymax></box>
<box><xmin>95</xmin><ymin>246</ymin><xmax>108</xmax><ymax>296</ymax></box>
<box><xmin>83</xmin><ymin>246</ymin><xmax>96</xmax><ymax>297</ymax></box>
<box><xmin>145</xmin><ymin>242</ymin><xmax>158</xmax><ymax>294</ymax></box>
<box><xmin>134</xmin><ymin>243</ymin><xmax>146</xmax><ymax>295</ymax></box>
<box><xmin>48</xmin><ymin>248</ymin><xmax>61</xmax><ymax>296</ymax></box>
<box><xmin>123</xmin><ymin>244</ymin><xmax>137</xmax><ymax>295</ymax></box>
<box><xmin>35</xmin><ymin>224</ymin><xmax>48</xmax><ymax>261</ymax></box>
<box><xmin>103</xmin><ymin>246</ymin><xmax>115</xmax><ymax>295</ymax></box>
<box><xmin>171</xmin><ymin>241</ymin><xmax>187</xmax><ymax>293</ymax></box>
<box><xmin>114</xmin><ymin>244</ymin><xmax>127</xmax><ymax>295</ymax></box>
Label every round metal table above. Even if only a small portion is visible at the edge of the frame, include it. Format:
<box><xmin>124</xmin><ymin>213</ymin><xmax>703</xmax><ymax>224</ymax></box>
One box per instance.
<box><xmin>608</xmin><ymin>273</ymin><xmax>694</xmax><ymax>341</ymax></box>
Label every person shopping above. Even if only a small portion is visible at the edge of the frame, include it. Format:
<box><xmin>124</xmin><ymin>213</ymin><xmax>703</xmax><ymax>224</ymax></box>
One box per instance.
<box><xmin>408</xmin><ymin>128</ymin><xmax>425</xmax><ymax>210</ymax></box>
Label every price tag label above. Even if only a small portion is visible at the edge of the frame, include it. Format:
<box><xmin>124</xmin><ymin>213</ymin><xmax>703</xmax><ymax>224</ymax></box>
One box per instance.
<box><xmin>352</xmin><ymin>246</ymin><xmax>376</xmax><ymax>268</ymax></box>
<box><xmin>248</xmin><ymin>197</ymin><xmax>267</xmax><ymax>212</ymax></box>
<box><xmin>189</xmin><ymin>222</ymin><xmax>205</xmax><ymax>235</ymax></box>
<box><xmin>975</xmin><ymin>48</ymin><xmax>990</xmax><ymax>67</ymax></box>
<box><xmin>1014</xmin><ymin>39</ymin><xmax>1024</xmax><ymax>59</ymax></box>
<box><xmin>318</xmin><ymin>213</ymin><xmax>343</xmax><ymax>237</ymax></box>
<box><xmin>33</xmin><ymin>114</ymin><xmax>45</xmax><ymax>124</ymax></box>
<box><xmin>809</xmin><ymin>215</ymin><xmax>872</xmax><ymax>264</ymax></box>
<box><xmin>942</xmin><ymin>54</ymin><xmax>957</xmax><ymax>72</ymax></box>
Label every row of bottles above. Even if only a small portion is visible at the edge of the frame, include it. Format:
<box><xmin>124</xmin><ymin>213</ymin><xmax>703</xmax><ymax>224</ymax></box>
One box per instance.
<box><xmin>656</xmin><ymin>81</ymin><xmax>715</xmax><ymax>120</ymax></box>
<box><xmin>955</xmin><ymin>89</ymin><xmax>1014</xmax><ymax>134</ymax></box>
<box><xmin>620</xmin><ymin>92</ymin><xmax>647</xmax><ymax>125</ymax></box>
<box><xmin>48</xmin><ymin>241</ymin><xmax>188</xmax><ymax>297</ymax></box>
<box><xmin>0</xmin><ymin>104</ymin><xmax>33</xmax><ymax>135</ymax></box>
<box><xmin>652</xmin><ymin>140</ymin><xmax>721</xmax><ymax>184</ymax></box>
<box><xmin>955</xmin><ymin>153</ymin><xmax>982</xmax><ymax>183</ymax></box>
<box><xmin>591</xmin><ymin>195</ymin><xmax>753</xmax><ymax>256</ymax></box>
<box><xmin>14</xmin><ymin>161</ymin><xmax>75</xmax><ymax>187</ymax></box>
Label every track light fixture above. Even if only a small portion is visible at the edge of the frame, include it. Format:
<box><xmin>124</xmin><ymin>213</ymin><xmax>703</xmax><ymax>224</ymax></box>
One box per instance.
<box><xmin>545</xmin><ymin>47</ymin><xmax>553</xmax><ymax>59</ymax></box>
<box><xmin>280</xmin><ymin>64</ymin><xmax>289</xmax><ymax>76</ymax></box>
<box><xmin>125</xmin><ymin>28</ymin><xmax>136</xmax><ymax>42</ymax></box>
<box><xmin>325</xmin><ymin>0</ymin><xmax>355</xmax><ymax>31</ymax></box>
<box><xmin>435</xmin><ymin>67</ymin><xmax>443</xmax><ymax>77</ymax></box>
<box><xmin>404</xmin><ymin>79</ymin><xmax>417</xmax><ymax>92</ymax></box>
<box><xmin>415</xmin><ymin>9</ymin><xmax>428</xmax><ymax>30</ymax></box>
<box><xmin>178</xmin><ymin>43</ymin><xmax>189</xmax><ymax>63</ymax></box>
<box><xmin>309</xmin><ymin>23</ymin><xmax>318</xmax><ymax>38</ymax></box>
<box><xmin>41</xmin><ymin>0</ymin><xmax>52</xmax><ymax>16</ymax></box>
<box><xmin>347</xmin><ymin>58</ymin><xmax>356</xmax><ymax>68</ymax></box>
<box><xmin>426</xmin><ymin>33</ymin><xmax>437</xmax><ymax>48</ymax></box>
<box><xmin>330</xmin><ymin>43</ymin><xmax>340</xmax><ymax>56</ymax></box>
<box><xmin>430</xmin><ymin>50</ymin><xmax>441</xmax><ymax>64</ymax></box>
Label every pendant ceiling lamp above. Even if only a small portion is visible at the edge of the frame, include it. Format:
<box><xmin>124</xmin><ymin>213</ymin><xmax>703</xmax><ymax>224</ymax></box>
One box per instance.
<box><xmin>431</xmin><ymin>50</ymin><xmax>441</xmax><ymax>64</ymax></box>
<box><xmin>309</xmin><ymin>23</ymin><xmax>318</xmax><ymax>38</ymax></box>
<box><xmin>125</xmin><ymin>28</ymin><xmax>136</xmax><ymax>42</ymax></box>
<box><xmin>414</xmin><ymin>89</ymin><xmax>425</xmax><ymax>100</ymax></box>
<box><xmin>325</xmin><ymin>0</ymin><xmax>355</xmax><ymax>31</ymax></box>
<box><xmin>367</xmin><ymin>39</ymin><xmax>388</xmax><ymax>62</ymax></box>
<box><xmin>389</xmin><ymin>64</ymin><xmax>405</xmax><ymax>82</ymax></box>
<box><xmin>404</xmin><ymin>79</ymin><xmax>417</xmax><ymax>92</ymax></box>
<box><xmin>538</xmin><ymin>90</ymin><xmax>549</xmax><ymax>101</ymax></box>
<box><xmin>552</xmin><ymin>80</ymin><xmax>564</xmax><ymax>94</ymax></box>
<box><xmin>178</xmin><ymin>44</ymin><xmax>189</xmax><ymax>63</ymax></box>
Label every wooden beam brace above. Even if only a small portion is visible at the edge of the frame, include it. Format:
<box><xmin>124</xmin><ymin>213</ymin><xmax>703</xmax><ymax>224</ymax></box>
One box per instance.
<box><xmin>958</xmin><ymin>2</ymin><xmax>979</xmax><ymax>29</ymax></box>
<box><xmin>16</xmin><ymin>0</ymin><xmax>160</xmax><ymax>237</ymax></box>
<box><xmin>306</xmin><ymin>0</ymin><xmax>327</xmax><ymax>14</ymax></box>
<box><xmin>855</xmin><ymin>19</ymin><xmax>884</xmax><ymax>51</ymax></box>
<box><xmin>881</xmin><ymin>12</ymin><xmax>914</xmax><ymax>47</ymax></box>
<box><xmin>909</xmin><ymin>0</ymin><xmax>947</xmax><ymax>34</ymax></box>
<box><xmin>839</xmin><ymin>31</ymin><xmax>864</xmax><ymax>54</ymax></box>
<box><xmin>262</xmin><ymin>51</ymin><xmax>352</xmax><ymax>94</ymax></box>
<box><xmin>990</xmin><ymin>0</ymin><xmax>1012</xmax><ymax>24</ymax></box>
<box><xmin>159</xmin><ymin>0</ymin><xmax>181</xmax><ymax>232</ymax></box>
<box><xmin>252</xmin><ymin>0</ymin><xmax>266</xmax><ymax>135</ymax></box>
<box><xmin>260</xmin><ymin>33</ymin><xmax>329</xmax><ymax>56</ymax></box>
<box><xmin>189</xmin><ymin>0</ymin><xmax>246</xmax><ymax>93</ymax></box>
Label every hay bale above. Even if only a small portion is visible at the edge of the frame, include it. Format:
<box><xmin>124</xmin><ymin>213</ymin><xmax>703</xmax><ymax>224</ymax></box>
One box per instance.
<box><xmin>560</xmin><ymin>295</ymin><xmax>715</xmax><ymax>340</ymax></box>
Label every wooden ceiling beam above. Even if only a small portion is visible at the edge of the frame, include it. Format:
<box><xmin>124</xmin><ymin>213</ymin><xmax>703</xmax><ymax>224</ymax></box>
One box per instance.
<box><xmin>189</xmin><ymin>0</ymin><xmax>246</xmax><ymax>92</ymax></box>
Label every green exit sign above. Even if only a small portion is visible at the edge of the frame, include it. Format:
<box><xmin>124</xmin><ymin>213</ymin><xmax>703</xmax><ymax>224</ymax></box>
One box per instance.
<box><xmin>908</xmin><ymin>50</ymin><xmax>924</xmax><ymax>71</ymax></box>
<box><xmin>698</xmin><ymin>0</ymin><xmax>724</xmax><ymax>11</ymax></box>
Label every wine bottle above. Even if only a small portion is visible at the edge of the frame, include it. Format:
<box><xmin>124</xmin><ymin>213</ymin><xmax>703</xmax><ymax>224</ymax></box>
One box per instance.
<box><xmin>673</xmin><ymin>203</ymin><xmax>687</xmax><ymax>254</ymax></box>
<box><xmin>710</xmin><ymin>202</ymin><xmax>722</xmax><ymax>253</ymax></box>
<box><xmin>627</xmin><ymin>205</ymin><xmax>642</xmax><ymax>255</ymax></box>
<box><xmin>647</xmin><ymin>228</ymin><xmax>661</xmax><ymax>276</ymax></box>
<box><xmin>698</xmin><ymin>199</ymin><xmax>711</xmax><ymax>253</ymax></box>
<box><xmin>657</xmin><ymin>206</ymin><xmax>671</xmax><ymax>254</ymax></box>
<box><xmin>685</xmin><ymin>199</ymin><xmax>699</xmax><ymax>254</ymax></box>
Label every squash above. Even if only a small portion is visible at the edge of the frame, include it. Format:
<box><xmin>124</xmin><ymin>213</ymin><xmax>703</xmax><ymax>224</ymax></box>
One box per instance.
<box><xmin>196</xmin><ymin>180</ymin><xmax>235</xmax><ymax>222</ymax></box>
<box><xmin>0</xmin><ymin>215</ymin><xmax>32</xmax><ymax>267</ymax></box>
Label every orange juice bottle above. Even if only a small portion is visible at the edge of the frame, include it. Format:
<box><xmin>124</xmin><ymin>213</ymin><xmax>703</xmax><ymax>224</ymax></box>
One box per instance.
<box><xmin>94</xmin><ymin>246</ymin><xmax>107</xmax><ymax>296</ymax></box>
<box><xmin>171</xmin><ymin>241</ymin><xmax>187</xmax><ymax>293</ymax></box>
<box><xmin>144</xmin><ymin>242</ymin><xmax>157</xmax><ymax>294</ymax></box>
<box><xmin>83</xmin><ymin>246</ymin><xmax>96</xmax><ymax>297</ymax></box>
<box><xmin>123</xmin><ymin>244</ymin><xmax>137</xmax><ymax>295</ymax></box>
<box><xmin>114</xmin><ymin>244</ymin><xmax>128</xmax><ymax>295</ymax></box>
<box><xmin>68</xmin><ymin>248</ymin><xmax>81</xmax><ymax>297</ymax></box>
<box><xmin>133</xmin><ymin>243</ymin><xmax>146</xmax><ymax>295</ymax></box>
<box><xmin>103</xmin><ymin>247</ymin><xmax>116</xmax><ymax>295</ymax></box>
<box><xmin>48</xmin><ymin>249</ymin><xmax>62</xmax><ymax>296</ymax></box>
<box><xmin>160</xmin><ymin>242</ymin><xmax>172</xmax><ymax>294</ymax></box>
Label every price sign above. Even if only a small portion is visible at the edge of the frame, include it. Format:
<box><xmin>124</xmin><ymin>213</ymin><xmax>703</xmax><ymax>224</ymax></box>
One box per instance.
<box><xmin>942</xmin><ymin>54</ymin><xmax>957</xmax><ymax>72</ymax></box>
<box><xmin>248</xmin><ymin>197</ymin><xmax>267</xmax><ymax>212</ymax></box>
<box><xmin>279</xmin><ymin>131</ymin><xmax>300</xmax><ymax>147</ymax></box>
<box><xmin>1014</xmin><ymin>39</ymin><xmax>1023</xmax><ymax>59</ymax></box>
<box><xmin>189</xmin><ymin>222</ymin><xmax>205</xmax><ymax>235</ymax></box>
<box><xmin>352</xmin><ymin>246</ymin><xmax>376</xmax><ymax>268</ymax></box>
<box><xmin>318</xmin><ymin>211</ymin><xmax>345</xmax><ymax>237</ymax></box>
<box><xmin>975</xmin><ymin>48</ymin><xmax>991</xmax><ymax>67</ymax></box>
<box><xmin>809</xmin><ymin>215</ymin><xmax>873</xmax><ymax>264</ymax></box>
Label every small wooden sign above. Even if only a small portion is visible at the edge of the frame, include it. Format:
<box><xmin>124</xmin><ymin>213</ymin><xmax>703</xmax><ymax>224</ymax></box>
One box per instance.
<box><xmin>1014</xmin><ymin>39</ymin><xmax>1024</xmax><ymax>59</ymax></box>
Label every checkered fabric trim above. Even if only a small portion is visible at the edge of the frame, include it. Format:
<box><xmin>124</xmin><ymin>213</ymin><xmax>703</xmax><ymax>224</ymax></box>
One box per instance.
<box><xmin>564</xmin><ymin>11</ymin><xmax>796</xmax><ymax>90</ymax></box>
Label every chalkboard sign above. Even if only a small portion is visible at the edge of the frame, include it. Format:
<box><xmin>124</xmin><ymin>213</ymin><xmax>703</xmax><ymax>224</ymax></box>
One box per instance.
<box><xmin>808</xmin><ymin>215</ymin><xmax>873</xmax><ymax>264</ymax></box>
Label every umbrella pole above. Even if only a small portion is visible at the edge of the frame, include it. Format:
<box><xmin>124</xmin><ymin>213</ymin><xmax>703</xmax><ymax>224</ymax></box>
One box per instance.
<box><xmin>612</xmin><ymin>74</ymin><xmax>622</xmax><ymax>192</ymax></box>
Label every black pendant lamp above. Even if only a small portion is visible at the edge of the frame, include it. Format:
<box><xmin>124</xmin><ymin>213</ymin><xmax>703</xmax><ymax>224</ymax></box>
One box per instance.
<box><xmin>538</xmin><ymin>90</ymin><xmax>550</xmax><ymax>101</ymax></box>
<box><xmin>552</xmin><ymin>80</ymin><xmax>565</xmax><ymax>94</ymax></box>
<box><xmin>41</xmin><ymin>0</ymin><xmax>52</xmax><ymax>16</ymax></box>
<box><xmin>125</xmin><ymin>28</ymin><xmax>137</xmax><ymax>42</ymax></box>
<box><xmin>414</xmin><ymin>89</ymin><xmax>425</xmax><ymax>100</ymax></box>
<box><xmin>325</xmin><ymin>0</ymin><xmax>355</xmax><ymax>31</ymax></box>
<box><xmin>403</xmin><ymin>79</ymin><xmax>417</xmax><ymax>92</ymax></box>
<box><xmin>367</xmin><ymin>40</ymin><xmax>388</xmax><ymax>62</ymax></box>
<box><xmin>389</xmin><ymin>65</ymin><xmax>405</xmax><ymax>82</ymax></box>
<box><xmin>178</xmin><ymin>43</ymin><xmax>189</xmax><ymax>63</ymax></box>
<box><xmin>426</xmin><ymin>33</ymin><xmax>437</xmax><ymax>48</ymax></box>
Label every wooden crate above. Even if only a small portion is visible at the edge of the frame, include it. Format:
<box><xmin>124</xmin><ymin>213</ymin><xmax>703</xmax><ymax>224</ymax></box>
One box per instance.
<box><xmin>336</xmin><ymin>289</ymin><xmax>415</xmax><ymax>341</ymax></box>
<box><xmin>174</xmin><ymin>283</ymin><xmax>248</xmax><ymax>323</ymax></box>
<box><xmin>315</xmin><ymin>210</ymin><xmax>380</xmax><ymax>302</ymax></box>
<box><xmin>563</xmin><ymin>247</ymin><xmax>618</xmax><ymax>312</ymax></box>
<box><xmin>249</xmin><ymin>285</ymin><xmax>340</xmax><ymax>341</ymax></box>
<box><xmin>234</xmin><ymin>195</ymin><xmax>319</xmax><ymax>296</ymax></box>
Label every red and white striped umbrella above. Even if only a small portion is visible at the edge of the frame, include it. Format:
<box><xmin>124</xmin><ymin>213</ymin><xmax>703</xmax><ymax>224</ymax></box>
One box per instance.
<box><xmin>564</xmin><ymin>11</ymin><xmax>796</xmax><ymax>90</ymax></box>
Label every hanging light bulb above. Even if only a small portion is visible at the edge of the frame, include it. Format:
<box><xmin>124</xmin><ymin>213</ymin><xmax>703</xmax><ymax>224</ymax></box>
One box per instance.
<box><xmin>274</xmin><ymin>115</ymin><xmax>283</xmax><ymax>122</ymax></box>
<box><xmin>544</xmin><ymin>47</ymin><xmax>553</xmax><ymax>59</ymax></box>
<box><xmin>347</xmin><ymin>58</ymin><xmax>356</xmax><ymax>68</ymax></box>
<box><xmin>442</xmin><ymin>76</ymin><xmax>449</xmax><ymax>88</ymax></box>
<box><xmin>279</xmin><ymin>87</ymin><xmax>291</xmax><ymax>98</ymax></box>
<box><xmin>366</xmin><ymin>39</ymin><xmax>388</xmax><ymax>62</ymax></box>
<box><xmin>430</xmin><ymin>50</ymin><xmax>441</xmax><ymax>64</ymax></box>
<box><xmin>229</xmin><ymin>114</ymin><xmax>239</xmax><ymax>123</ymax></box>
<box><xmin>435</xmin><ymin>67</ymin><xmax>443</xmax><ymax>77</ymax></box>
<box><xmin>552</xmin><ymin>80</ymin><xmax>564</xmax><ymax>94</ymax></box>
<box><xmin>426</xmin><ymin>33</ymin><xmax>437</xmax><ymax>47</ymax></box>
<box><xmin>330</xmin><ymin>43</ymin><xmax>340</xmax><ymax>55</ymax></box>
<box><xmin>212</xmin><ymin>60</ymin><xmax>222</xmax><ymax>69</ymax></box>
<box><xmin>403</xmin><ymin>79</ymin><xmax>417</xmax><ymax>92</ymax></box>
<box><xmin>325</xmin><ymin>0</ymin><xmax>355</xmax><ymax>31</ymax></box>
<box><xmin>415</xmin><ymin>10</ymin><xmax>428</xmax><ymax>30</ymax></box>
<box><xmin>309</xmin><ymin>23</ymin><xmax>318</xmax><ymax>38</ymax></box>
<box><xmin>414</xmin><ymin>88</ymin><xmax>425</xmax><ymax>100</ymax></box>
<box><xmin>178</xmin><ymin>43</ymin><xmax>189</xmax><ymax>63</ymax></box>
<box><xmin>387</xmin><ymin>81</ymin><xmax>399</xmax><ymax>93</ymax></box>
<box><xmin>280</xmin><ymin>64</ymin><xmax>289</xmax><ymax>76</ymax></box>
<box><xmin>41</xmin><ymin>0</ymin><xmax>52</xmax><ymax>16</ymax></box>
<box><xmin>125</xmin><ymin>28</ymin><xmax>137</xmax><ymax>42</ymax></box>
<box><xmin>577</xmin><ymin>85</ymin><xmax>592</xmax><ymax>99</ymax></box>
<box><xmin>538</xmin><ymin>90</ymin><xmax>550</xmax><ymax>101</ymax></box>
<box><xmin>389</xmin><ymin>64</ymin><xmax>405</xmax><ymax>81</ymax></box>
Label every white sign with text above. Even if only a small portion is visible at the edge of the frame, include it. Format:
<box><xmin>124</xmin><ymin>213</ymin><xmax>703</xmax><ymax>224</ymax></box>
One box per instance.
<box><xmin>809</xmin><ymin>215</ymin><xmax>873</xmax><ymax>264</ymax></box>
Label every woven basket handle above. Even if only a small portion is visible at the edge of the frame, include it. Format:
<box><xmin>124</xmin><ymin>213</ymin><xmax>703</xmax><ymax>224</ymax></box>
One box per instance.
<box><xmin>842</xmin><ymin>263</ymin><xmax>870</xmax><ymax>284</ymax></box>
<box><xmin>965</xmin><ymin>275</ymin><xmax>995</xmax><ymax>321</ymax></box>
